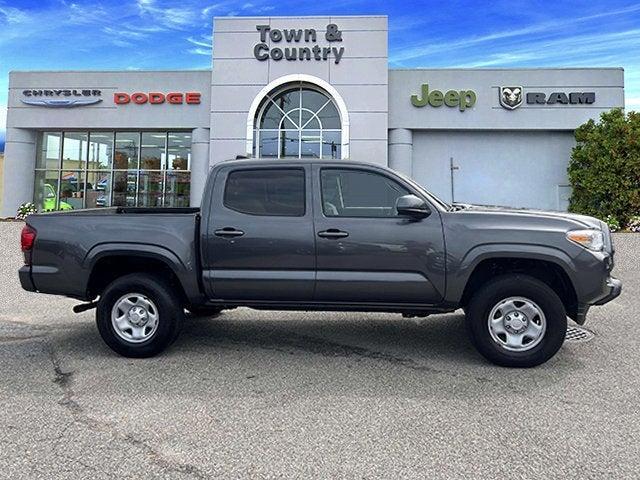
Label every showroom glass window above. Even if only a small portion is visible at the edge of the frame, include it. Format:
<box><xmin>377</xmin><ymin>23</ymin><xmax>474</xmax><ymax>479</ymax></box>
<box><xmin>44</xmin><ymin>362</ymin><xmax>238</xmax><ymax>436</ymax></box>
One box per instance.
<box><xmin>253</xmin><ymin>83</ymin><xmax>342</xmax><ymax>159</ymax></box>
<box><xmin>34</xmin><ymin>131</ymin><xmax>191</xmax><ymax>211</ymax></box>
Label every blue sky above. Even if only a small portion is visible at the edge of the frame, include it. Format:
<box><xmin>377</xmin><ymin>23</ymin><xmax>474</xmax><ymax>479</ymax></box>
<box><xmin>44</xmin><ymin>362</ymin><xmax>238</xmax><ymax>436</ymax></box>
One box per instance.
<box><xmin>1</xmin><ymin>0</ymin><xmax>639</xmax><ymax>150</ymax></box>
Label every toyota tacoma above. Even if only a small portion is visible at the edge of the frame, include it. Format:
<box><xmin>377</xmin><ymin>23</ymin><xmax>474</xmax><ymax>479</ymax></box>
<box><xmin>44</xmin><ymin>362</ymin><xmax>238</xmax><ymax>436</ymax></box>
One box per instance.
<box><xmin>19</xmin><ymin>159</ymin><xmax>621</xmax><ymax>367</ymax></box>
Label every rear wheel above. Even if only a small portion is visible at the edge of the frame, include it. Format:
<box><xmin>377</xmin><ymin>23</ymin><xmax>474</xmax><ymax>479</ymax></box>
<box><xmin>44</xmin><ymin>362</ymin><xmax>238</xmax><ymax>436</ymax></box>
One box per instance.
<box><xmin>465</xmin><ymin>274</ymin><xmax>567</xmax><ymax>367</ymax></box>
<box><xmin>96</xmin><ymin>274</ymin><xmax>183</xmax><ymax>358</ymax></box>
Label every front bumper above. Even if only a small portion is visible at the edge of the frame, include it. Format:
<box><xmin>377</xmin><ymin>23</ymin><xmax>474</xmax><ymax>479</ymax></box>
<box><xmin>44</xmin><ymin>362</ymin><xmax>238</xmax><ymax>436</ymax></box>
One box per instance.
<box><xmin>593</xmin><ymin>276</ymin><xmax>622</xmax><ymax>306</ymax></box>
<box><xmin>575</xmin><ymin>276</ymin><xmax>622</xmax><ymax>324</ymax></box>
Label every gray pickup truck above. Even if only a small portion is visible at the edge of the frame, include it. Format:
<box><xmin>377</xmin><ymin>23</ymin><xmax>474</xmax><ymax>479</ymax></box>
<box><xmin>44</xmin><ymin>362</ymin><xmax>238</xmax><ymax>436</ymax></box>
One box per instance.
<box><xmin>19</xmin><ymin>159</ymin><xmax>621</xmax><ymax>367</ymax></box>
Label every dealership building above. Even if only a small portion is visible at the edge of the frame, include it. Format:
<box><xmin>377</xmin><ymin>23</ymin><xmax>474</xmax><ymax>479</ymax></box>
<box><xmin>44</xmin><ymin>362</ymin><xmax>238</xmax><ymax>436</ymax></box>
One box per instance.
<box><xmin>1</xmin><ymin>15</ymin><xmax>625</xmax><ymax>216</ymax></box>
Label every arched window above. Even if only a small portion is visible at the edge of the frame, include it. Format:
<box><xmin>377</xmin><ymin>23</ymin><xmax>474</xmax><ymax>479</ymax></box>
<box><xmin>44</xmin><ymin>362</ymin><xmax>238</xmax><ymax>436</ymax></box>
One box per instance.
<box><xmin>253</xmin><ymin>83</ymin><xmax>342</xmax><ymax>159</ymax></box>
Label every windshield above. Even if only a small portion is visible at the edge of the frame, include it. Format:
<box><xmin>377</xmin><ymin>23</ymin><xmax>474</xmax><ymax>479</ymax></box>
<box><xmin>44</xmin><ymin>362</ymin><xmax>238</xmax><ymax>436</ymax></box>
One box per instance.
<box><xmin>393</xmin><ymin>171</ymin><xmax>451</xmax><ymax>211</ymax></box>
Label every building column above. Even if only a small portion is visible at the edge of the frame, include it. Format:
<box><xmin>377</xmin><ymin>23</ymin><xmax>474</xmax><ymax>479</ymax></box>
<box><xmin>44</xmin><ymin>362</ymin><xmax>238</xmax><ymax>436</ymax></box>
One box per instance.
<box><xmin>2</xmin><ymin>128</ymin><xmax>37</xmax><ymax>218</ymax></box>
<box><xmin>190</xmin><ymin>127</ymin><xmax>210</xmax><ymax>207</ymax></box>
<box><xmin>388</xmin><ymin>128</ymin><xmax>413</xmax><ymax>176</ymax></box>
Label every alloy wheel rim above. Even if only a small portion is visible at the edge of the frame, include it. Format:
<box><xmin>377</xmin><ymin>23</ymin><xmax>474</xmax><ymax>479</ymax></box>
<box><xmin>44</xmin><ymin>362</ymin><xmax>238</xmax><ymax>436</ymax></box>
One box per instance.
<box><xmin>487</xmin><ymin>296</ymin><xmax>546</xmax><ymax>352</ymax></box>
<box><xmin>111</xmin><ymin>293</ymin><xmax>159</xmax><ymax>343</ymax></box>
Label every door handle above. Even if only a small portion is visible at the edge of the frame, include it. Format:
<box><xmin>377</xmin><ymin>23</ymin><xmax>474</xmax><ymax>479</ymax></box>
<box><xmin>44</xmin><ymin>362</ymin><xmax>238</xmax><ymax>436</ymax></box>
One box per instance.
<box><xmin>317</xmin><ymin>229</ymin><xmax>349</xmax><ymax>239</ymax></box>
<box><xmin>214</xmin><ymin>227</ymin><xmax>245</xmax><ymax>237</ymax></box>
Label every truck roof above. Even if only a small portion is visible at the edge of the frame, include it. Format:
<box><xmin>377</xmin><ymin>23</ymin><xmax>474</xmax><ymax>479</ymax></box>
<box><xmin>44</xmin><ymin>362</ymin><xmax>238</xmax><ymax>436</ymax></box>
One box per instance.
<box><xmin>217</xmin><ymin>158</ymin><xmax>386</xmax><ymax>169</ymax></box>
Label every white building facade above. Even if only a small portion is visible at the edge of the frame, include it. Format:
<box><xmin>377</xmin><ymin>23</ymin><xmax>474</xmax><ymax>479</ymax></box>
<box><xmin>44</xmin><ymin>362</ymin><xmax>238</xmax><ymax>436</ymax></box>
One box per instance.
<box><xmin>1</xmin><ymin>16</ymin><xmax>625</xmax><ymax>216</ymax></box>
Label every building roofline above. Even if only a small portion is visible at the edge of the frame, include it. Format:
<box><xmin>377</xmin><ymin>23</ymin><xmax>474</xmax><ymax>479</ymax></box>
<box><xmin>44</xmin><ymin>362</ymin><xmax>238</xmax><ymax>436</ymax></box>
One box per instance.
<box><xmin>213</xmin><ymin>15</ymin><xmax>388</xmax><ymax>19</ymax></box>
<box><xmin>390</xmin><ymin>67</ymin><xmax>624</xmax><ymax>71</ymax></box>
<box><xmin>9</xmin><ymin>67</ymin><xmax>623</xmax><ymax>74</ymax></box>
<box><xmin>9</xmin><ymin>69</ymin><xmax>211</xmax><ymax>74</ymax></box>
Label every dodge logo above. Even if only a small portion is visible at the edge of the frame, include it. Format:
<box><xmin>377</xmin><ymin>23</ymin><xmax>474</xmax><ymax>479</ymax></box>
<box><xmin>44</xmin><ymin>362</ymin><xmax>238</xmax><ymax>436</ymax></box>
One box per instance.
<box><xmin>499</xmin><ymin>86</ymin><xmax>523</xmax><ymax>110</ymax></box>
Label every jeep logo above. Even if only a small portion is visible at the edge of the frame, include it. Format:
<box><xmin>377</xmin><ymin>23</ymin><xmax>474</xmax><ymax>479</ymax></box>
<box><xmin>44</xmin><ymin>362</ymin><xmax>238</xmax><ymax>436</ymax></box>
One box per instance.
<box><xmin>411</xmin><ymin>84</ymin><xmax>477</xmax><ymax>112</ymax></box>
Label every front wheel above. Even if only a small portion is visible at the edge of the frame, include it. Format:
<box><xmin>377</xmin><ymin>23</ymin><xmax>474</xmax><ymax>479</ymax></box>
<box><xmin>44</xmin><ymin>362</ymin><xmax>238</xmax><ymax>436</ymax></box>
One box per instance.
<box><xmin>96</xmin><ymin>274</ymin><xmax>184</xmax><ymax>358</ymax></box>
<box><xmin>465</xmin><ymin>274</ymin><xmax>567</xmax><ymax>368</ymax></box>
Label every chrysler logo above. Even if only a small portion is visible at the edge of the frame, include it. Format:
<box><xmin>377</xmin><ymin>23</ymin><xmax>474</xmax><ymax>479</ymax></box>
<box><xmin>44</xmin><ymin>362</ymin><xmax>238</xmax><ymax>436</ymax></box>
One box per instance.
<box><xmin>499</xmin><ymin>86</ymin><xmax>523</xmax><ymax>110</ymax></box>
<box><xmin>21</xmin><ymin>89</ymin><xmax>102</xmax><ymax>108</ymax></box>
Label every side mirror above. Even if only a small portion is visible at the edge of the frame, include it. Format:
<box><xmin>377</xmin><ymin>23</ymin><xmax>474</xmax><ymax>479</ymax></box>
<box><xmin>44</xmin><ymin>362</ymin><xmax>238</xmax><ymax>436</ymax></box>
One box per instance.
<box><xmin>396</xmin><ymin>194</ymin><xmax>431</xmax><ymax>218</ymax></box>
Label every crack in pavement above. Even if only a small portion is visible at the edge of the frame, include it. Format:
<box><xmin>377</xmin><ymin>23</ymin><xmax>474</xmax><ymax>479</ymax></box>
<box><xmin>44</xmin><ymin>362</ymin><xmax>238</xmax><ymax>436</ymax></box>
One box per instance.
<box><xmin>44</xmin><ymin>339</ymin><xmax>209</xmax><ymax>480</ymax></box>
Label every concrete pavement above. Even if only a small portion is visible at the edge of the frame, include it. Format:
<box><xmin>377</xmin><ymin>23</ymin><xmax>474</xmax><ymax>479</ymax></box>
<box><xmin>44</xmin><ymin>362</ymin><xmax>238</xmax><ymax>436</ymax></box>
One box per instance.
<box><xmin>1</xmin><ymin>222</ymin><xmax>638</xmax><ymax>479</ymax></box>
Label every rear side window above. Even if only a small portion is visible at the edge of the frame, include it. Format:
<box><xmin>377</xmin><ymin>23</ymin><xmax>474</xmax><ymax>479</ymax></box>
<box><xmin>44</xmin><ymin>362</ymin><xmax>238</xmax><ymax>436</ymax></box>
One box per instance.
<box><xmin>224</xmin><ymin>168</ymin><xmax>305</xmax><ymax>216</ymax></box>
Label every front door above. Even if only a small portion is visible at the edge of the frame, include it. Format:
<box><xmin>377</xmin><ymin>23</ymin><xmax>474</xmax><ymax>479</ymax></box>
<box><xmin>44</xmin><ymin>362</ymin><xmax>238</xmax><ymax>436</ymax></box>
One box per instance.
<box><xmin>202</xmin><ymin>164</ymin><xmax>315</xmax><ymax>301</ymax></box>
<box><xmin>312</xmin><ymin>165</ymin><xmax>446</xmax><ymax>305</ymax></box>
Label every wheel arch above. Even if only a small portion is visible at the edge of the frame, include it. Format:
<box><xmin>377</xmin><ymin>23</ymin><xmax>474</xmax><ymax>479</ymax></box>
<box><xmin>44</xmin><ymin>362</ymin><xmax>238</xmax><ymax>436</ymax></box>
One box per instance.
<box><xmin>451</xmin><ymin>245</ymin><xmax>579</xmax><ymax>320</ymax></box>
<box><xmin>83</xmin><ymin>244</ymin><xmax>202</xmax><ymax>305</ymax></box>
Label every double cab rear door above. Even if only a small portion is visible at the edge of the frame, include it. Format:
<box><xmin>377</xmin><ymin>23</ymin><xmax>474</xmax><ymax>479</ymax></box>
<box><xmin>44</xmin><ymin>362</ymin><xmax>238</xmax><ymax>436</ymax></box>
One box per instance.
<box><xmin>201</xmin><ymin>162</ymin><xmax>446</xmax><ymax>307</ymax></box>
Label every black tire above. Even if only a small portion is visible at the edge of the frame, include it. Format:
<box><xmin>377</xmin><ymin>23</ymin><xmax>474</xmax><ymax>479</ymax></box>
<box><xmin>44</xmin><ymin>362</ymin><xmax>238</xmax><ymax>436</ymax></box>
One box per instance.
<box><xmin>186</xmin><ymin>306</ymin><xmax>223</xmax><ymax>318</ymax></box>
<box><xmin>96</xmin><ymin>273</ymin><xmax>184</xmax><ymax>358</ymax></box>
<box><xmin>465</xmin><ymin>274</ymin><xmax>567</xmax><ymax>368</ymax></box>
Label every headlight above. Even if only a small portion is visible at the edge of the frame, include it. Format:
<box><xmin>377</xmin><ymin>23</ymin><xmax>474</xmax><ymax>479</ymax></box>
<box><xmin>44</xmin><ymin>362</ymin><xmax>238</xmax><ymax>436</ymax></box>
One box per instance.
<box><xmin>566</xmin><ymin>229</ymin><xmax>604</xmax><ymax>252</ymax></box>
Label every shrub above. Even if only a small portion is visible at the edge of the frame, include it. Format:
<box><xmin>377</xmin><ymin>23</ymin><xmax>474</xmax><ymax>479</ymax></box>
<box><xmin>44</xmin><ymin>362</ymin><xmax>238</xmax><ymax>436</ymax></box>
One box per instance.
<box><xmin>604</xmin><ymin>215</ymin><xmax>620</xmax><ymax>232</ymax></box>
<box><xmin>16</xmin><ymin>202</ymin><xmax>37</xmax><ymax>220</ymax></box>
<box><xmin>627</xmin><ymin>215</ymin><xmax>640</xmax><ymax>233</ymax></box>
<box><xmin>568</xmin><ymin>109</ymin><xmax>640</xmax><ymax>226</ymax></box>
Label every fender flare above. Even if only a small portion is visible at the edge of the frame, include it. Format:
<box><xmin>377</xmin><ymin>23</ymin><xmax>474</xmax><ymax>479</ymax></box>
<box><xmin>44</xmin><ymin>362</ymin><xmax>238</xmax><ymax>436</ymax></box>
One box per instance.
<box><xmin>446</xmin><ymin>243</ymin><xmax>579</xmax><ymax>303</ymax></box>
<box><xmin>82</xmin><ymin>243</ymin><xmax>201</xmax><ymax>303</ymax></box>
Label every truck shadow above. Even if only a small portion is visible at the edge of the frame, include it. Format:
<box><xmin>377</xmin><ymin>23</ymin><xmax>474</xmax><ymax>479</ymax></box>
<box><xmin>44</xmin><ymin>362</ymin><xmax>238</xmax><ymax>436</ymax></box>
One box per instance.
<box><xmin>180</xmin><ymin>310</ymin><xmax>480</xmax><ymax>366</ymax></box>
<box><xmin>51</xmin><ymin>308</ymin><xmax>578</xmax><ymax>399</ymax></box>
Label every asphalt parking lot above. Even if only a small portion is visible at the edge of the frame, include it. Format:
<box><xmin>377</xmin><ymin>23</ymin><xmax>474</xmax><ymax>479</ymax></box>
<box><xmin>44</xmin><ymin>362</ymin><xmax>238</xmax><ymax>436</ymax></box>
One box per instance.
<box><xmin>0</xmin><ymin>221</ymin><xmax>638</xmax><ymax>479</ymax></box>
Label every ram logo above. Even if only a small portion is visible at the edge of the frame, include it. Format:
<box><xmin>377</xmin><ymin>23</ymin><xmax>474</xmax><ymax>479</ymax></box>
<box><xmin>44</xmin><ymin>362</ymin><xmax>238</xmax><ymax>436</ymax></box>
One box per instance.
<box><xmin>499</xmin><ymin>86</ymin><xmax>523</xmax><ymax>110</ymax></box>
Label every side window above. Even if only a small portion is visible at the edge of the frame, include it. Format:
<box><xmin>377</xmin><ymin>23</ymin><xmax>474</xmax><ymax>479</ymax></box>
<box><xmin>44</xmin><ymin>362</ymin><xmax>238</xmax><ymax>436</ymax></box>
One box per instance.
<box><xmin>321</xmin><ymin>169</ymin><xmax>410</xmax><ymax>217</ymax></box>
<box><xmin>224</xmin><ymin>168</ymin><xmax>305</xmax><ymax>216</ymax></box>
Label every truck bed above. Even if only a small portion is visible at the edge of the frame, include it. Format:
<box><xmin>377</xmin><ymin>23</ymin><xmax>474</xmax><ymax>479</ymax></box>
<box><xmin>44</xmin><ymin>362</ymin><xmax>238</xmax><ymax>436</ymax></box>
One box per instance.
<box><xmin>23</xmin><ymin>208</ymin><xmax>202</xmax><ymax>301</ymax></box>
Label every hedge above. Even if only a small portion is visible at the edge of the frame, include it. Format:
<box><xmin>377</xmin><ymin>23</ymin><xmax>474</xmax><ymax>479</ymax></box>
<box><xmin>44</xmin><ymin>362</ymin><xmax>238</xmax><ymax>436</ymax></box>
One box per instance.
<box><xmin>568</xmin><ymin>109</ymin><xmax>640</xmax><ymax>227</ymax></box>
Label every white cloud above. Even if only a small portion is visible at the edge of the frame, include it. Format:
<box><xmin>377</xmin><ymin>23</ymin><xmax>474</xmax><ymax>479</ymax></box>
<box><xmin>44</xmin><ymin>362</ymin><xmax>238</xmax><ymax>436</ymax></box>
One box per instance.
<box><xmin>65</xmin><ymin>2</ymin><xmax>109</xmax><ymax>25</ymax></box>
<box><xmin>136</xmin><ymin>0</ymin><xmax>198</xmax><ymax>29</ymax></box>
<box><xmin>202</xmin><ymin>4</ymin><xmax>224</xmax><ymax>17</ymax></box>
<box><xmin>188</xmin><ymin>47</ymin><xmax>211</xmax><ymax>56</ymax></box>
<box><xmin>0</xmin><ymin>6</ymin><xmax>28</xmax><ymax>23</ymax></box>
<box><xmin>103</xmin><ymin>26</ymin><xmax>150</xmax><ymax>40</ymax></box>
<box><xmin>111</xmin><ymin>39</ymin><xmax>134</xmax><ymax>48</ymax></box>
<box><xmin>186</xmin><ymin>35</ymin><xmax>213</xmax><ymax>57</ymax></box>
<box><xmin>201</xmin><ymin>0</ymin><xmax>273</xmax><ymax>17</ymax></box>
<box><xmin>392</xmin><ymin>4</ymin><xmax>640</xmax><ymax>62</ymax></box>
<box><xmin>438</xmin><ymin>29</ymin><xmax>640</xmax><ymax>69</ymax></box>
<box><xmin>626</xmin><ymin>97</ymin><xmax>640</xmax><ymax>111</ymax></box>
<box><xmin>449</xmin><ymin>52</ymin><xmax>539</xmax><ymax>68</ymax></box>
<box><xmin>187</xmin><ymin>35</ymin><xmax>212</xmax><ymax>48</ymax></box>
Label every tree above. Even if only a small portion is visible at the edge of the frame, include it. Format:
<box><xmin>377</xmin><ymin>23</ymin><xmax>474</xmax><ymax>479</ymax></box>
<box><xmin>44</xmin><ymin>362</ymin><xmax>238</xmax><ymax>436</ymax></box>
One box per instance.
<box><xmin>568</xmin><ymin>109</ymin><xmax>640</xmax><ymax>226</ymax></box>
